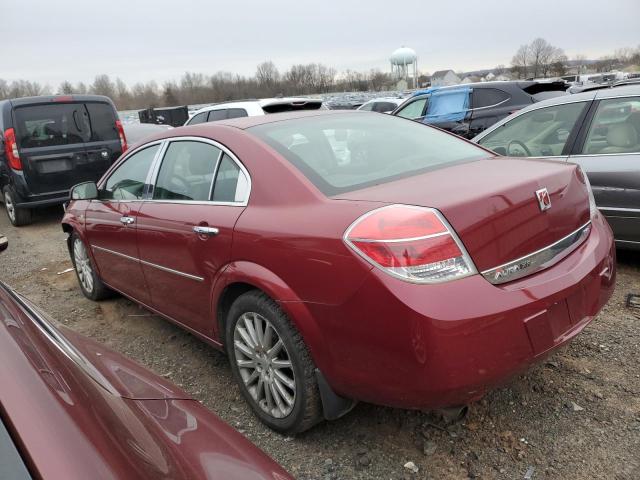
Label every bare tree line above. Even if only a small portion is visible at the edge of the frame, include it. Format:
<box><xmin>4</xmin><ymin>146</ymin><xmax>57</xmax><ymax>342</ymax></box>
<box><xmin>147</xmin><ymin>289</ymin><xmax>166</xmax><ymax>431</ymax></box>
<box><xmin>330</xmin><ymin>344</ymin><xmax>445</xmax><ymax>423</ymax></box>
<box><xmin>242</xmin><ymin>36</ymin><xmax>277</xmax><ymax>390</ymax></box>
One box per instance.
<box><xmin>511</xmin><ymin>38</ymin><xmax>640</xmax><ymax>79</ymax></box>
<box><xmin>0</xmin><ymin>61</ymin><xmax>397</xmax><ymax>110</ymax></box>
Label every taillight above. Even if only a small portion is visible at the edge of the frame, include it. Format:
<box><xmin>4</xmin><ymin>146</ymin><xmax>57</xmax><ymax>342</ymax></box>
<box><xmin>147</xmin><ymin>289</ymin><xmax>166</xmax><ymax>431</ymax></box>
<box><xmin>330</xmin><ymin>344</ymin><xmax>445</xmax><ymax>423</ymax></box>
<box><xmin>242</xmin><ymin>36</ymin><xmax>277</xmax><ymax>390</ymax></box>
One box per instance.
<box><xmin>115</xmin><ymin>120</ymin><xmax>128</xmax><ymax>153</ymax></box>
<box><xmin>344</xmin><ymin>205</ymin><xmax>476</xmax><ymax>283</ymax></box>
<box><xmin>3</xmin><ymin>128</ymin><xmax>22</xmax><ymax>170</ymax></box>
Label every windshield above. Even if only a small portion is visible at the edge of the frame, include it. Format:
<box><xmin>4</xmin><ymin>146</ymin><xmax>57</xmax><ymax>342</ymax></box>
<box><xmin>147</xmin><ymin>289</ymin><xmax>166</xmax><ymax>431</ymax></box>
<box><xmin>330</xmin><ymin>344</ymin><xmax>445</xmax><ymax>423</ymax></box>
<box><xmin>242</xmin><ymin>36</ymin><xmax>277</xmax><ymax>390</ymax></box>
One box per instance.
<box><xmin>250</xmin><ymin>113</ymin><xmax>489</xmax><ymax>195</ymax></box>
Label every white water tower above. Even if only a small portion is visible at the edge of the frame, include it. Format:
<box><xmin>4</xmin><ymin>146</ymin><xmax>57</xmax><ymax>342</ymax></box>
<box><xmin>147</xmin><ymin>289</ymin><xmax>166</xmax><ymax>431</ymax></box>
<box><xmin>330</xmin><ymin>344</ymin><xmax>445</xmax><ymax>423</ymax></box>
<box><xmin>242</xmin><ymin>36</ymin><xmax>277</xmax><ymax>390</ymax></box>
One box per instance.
<box><xmin>390</xmin><ymin>47</ymin><xmax>418</xmax><ymax>88</ymax></box>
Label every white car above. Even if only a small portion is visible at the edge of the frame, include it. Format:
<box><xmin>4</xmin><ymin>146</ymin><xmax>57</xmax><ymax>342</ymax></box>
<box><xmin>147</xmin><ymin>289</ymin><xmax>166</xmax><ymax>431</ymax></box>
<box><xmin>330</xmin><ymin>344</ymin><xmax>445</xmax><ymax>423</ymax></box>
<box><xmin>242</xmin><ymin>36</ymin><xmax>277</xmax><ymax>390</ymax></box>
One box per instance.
<box><xmin>357</xmin><ymin>97</ymin><xmax>405</xmax><ymax>113</ymax></box>
<box><xmin>184</xmin><ymin>97</ymin><xmax>324</xmax><ymax>126</ymax></box>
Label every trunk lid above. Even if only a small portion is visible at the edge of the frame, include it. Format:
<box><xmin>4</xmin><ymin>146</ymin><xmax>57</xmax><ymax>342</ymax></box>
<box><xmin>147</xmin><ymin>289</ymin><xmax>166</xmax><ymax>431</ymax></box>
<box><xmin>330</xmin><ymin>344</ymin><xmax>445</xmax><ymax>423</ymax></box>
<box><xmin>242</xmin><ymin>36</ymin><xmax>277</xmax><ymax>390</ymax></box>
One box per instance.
<box><xmin>334</xmin><ymin>157</ymin><xmax>590</xmax><ymax>272</ymax></box>
<box><xmin>13</xmin><ymin>101</ymin><xmax>120</xmax><ymax>195</ymax></box>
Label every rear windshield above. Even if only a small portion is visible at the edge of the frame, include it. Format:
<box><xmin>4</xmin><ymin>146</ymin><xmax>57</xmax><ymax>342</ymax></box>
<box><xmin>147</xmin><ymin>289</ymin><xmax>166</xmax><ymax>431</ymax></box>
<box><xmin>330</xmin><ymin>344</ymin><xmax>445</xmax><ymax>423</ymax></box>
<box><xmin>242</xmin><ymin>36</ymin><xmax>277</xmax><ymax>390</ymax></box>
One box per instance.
<box><xmin>13</xmin><ymin>102</ymin><xmax>117</xmax><ymax>149</ymax></box>
<box><xmin>250</xmin><ymin>113</ymin><xmax>488</xmax><ymax>195</ymax></box>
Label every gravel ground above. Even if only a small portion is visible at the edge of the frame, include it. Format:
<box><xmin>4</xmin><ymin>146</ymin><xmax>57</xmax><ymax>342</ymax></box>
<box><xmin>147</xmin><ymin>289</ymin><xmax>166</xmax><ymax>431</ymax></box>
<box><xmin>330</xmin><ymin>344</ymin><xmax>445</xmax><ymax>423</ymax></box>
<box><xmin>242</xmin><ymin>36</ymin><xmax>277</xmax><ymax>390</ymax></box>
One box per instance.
<box><xmin>1</xmin><ymin>206</ymin><xmax>639</xmax><ymax>480</ymax></box>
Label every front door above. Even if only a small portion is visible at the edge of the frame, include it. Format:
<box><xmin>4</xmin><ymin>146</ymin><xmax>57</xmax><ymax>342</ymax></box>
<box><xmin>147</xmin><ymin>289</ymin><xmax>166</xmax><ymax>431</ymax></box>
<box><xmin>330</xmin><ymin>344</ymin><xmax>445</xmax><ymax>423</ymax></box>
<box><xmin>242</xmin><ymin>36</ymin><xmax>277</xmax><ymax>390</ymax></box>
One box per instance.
<box><xmin>85</xmin><ymin>143</ymin><xmax>161</xmax><ymax>304</ymax></box>
<box><xmin>570</xmin><ymin>96</ymin><xmax>640</xmax><ymax>245</ymax></box>
<box><xmin>136</xmin><ymin>139</ymin><xmax>250</xmax><ymax>335</ymax></box>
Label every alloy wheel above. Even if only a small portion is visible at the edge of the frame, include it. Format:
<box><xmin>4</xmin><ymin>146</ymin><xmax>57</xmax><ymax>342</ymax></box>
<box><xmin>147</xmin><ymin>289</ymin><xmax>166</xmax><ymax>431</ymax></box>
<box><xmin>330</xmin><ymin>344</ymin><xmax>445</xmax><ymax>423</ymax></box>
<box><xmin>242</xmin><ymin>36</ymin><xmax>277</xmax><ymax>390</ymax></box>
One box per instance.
<box><xmin>4</xmin><ymin>192</ymin><xmax>15</xmax><ymax>223</ymax></box>
<box><xmin>73</xmin><ymin>238</ymin><xmax>94</xmax><ymax>294</ymax></box>
<box><xmin>233</xmin><ymin>312</ymin><xmax>297</xmax><ymax>418</ymax></box>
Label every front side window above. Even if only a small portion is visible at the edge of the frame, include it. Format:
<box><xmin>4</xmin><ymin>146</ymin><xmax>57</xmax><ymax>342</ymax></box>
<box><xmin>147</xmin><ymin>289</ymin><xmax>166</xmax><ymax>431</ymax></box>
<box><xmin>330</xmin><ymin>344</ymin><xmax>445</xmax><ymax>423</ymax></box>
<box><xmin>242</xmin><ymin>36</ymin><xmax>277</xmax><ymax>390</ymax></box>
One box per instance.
<box><xmin>581</xmin><ymin>97</ymin><xmax>640</xmax><ymax>154</ymax></box>
<box><xmin>208</xmin><ymin>110</ymin><xmax>227</xmax><ymax>122</ymax></box>
<box><xmin>188</xmin><ymin>112</ymin><xmax>208</xmax><ymax>125</ymax></box>
<box><xmin>251</xmin><ymin>113</ymin><xmax>487</xmax><ymax>195</ymax></box>
<box><xmin>153</xmin><ymin>141</ymin><xmax>221</xmax><ymax>201</ymax></box>
<box><xmin>212</xmin><ymin>154</ymin><xmax>249</xmax><ymax>203</ymax></box>
<box><xmin>359</xmin><ymin>102</ymin><xmax>374</xmax><ymax>111</ymax></box>
<box><xmin>478</xmin><ymin>102</ymin><xmax>587</xmax><ymax>157</ymax></box>
<box><xmin>103</xmin><ymin>144</ymin><xmax>159</xmax><ymax>200</ymax></box>
<box><xmin>395</xmin><ymin>98</ymin><xmax>428</xmax><ymax>119</ymax></box>
<box><xmin>226</xmin><ymin>108</ymin><xmax>248</xmax><ymax>119</ymax></box>
<box><xmin>371</xmin><ymin>102</ymin><xmax>398</xmax><ymax>113</ymax></box>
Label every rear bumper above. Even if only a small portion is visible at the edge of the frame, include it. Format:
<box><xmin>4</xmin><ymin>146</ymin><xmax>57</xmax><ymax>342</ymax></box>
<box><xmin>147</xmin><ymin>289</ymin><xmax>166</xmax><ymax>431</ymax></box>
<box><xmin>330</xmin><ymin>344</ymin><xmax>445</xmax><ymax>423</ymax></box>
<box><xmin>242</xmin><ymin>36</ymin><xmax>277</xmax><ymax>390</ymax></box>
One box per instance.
<box><xmin>307</xmin><ymin>212</ymin><xmax>616</xmax><ymax>410</ymax></box>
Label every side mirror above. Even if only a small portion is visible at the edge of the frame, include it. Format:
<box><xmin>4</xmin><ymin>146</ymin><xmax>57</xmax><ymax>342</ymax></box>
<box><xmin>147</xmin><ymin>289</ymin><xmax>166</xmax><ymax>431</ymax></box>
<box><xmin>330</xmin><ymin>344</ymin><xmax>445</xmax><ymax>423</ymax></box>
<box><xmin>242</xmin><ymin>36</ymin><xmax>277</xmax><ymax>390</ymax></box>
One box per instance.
<box><xmin>70</xmin><ymin>181</ymin><xmax>98</xmax><ymax>201</ymax></box>
<box><xmin>0</xmin><ymin>235</ymin><xmax>7</xmax><ymax>253</ymax></box>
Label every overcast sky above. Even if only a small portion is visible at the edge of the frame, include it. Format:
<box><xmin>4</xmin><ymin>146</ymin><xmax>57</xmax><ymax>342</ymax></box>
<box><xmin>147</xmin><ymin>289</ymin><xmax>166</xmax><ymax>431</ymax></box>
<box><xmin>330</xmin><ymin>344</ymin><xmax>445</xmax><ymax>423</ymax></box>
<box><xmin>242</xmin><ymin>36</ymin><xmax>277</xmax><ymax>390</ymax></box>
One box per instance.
<box><xmin>5</xmin><ymin>0</ymin><xmax>639</xmax><ymax>88</ymax></box>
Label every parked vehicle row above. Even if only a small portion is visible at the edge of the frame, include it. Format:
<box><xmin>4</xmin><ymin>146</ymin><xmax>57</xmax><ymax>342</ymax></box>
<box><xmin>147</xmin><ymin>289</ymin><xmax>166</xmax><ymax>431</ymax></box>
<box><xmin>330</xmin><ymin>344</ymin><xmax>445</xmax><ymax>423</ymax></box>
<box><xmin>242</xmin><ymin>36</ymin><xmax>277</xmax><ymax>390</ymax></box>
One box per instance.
<box><xmin>62</xmin><ymin>110</ymin><xmax>615</xmax><ymax>434</ymax></box>
<box><xmin>0</xmin><ymin>235</ymin><xmax>292</xmax><ymax>480</ymax></box>
<box><xmin>473</xmin><ymin>85</ymin><xmax>640</xmax><ymax>249</ymax></box>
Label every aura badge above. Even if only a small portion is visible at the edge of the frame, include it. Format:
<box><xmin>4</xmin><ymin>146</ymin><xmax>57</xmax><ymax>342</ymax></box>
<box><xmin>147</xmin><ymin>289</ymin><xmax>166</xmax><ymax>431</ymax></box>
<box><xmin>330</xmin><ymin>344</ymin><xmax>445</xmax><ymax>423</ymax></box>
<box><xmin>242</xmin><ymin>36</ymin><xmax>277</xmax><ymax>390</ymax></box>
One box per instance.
<box><xmin>535</xmin><ymin>188</ymin><xmax>551</xmax><ymax>212</ymax></box>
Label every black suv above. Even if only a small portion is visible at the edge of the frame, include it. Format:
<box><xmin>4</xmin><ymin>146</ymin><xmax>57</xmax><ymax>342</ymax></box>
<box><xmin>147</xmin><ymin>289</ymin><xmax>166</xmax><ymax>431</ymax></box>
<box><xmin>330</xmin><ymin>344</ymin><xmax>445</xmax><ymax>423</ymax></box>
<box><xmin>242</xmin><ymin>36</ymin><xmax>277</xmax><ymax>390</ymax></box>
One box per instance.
<box><xmin>0</xmin><ymin>95</ymin><xmax>127</xmax><ymax>226</ymax></box>
<box><xmin>392</xmin><ymin>81</ymin><xmax>568</xmax><ymax>138</ymax></box>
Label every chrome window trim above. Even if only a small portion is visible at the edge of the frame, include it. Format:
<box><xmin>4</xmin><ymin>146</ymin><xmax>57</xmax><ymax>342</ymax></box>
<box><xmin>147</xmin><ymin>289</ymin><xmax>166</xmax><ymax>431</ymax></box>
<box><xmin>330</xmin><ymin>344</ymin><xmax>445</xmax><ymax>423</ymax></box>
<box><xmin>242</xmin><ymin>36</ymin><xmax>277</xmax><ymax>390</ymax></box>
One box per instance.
<box><xmin>91</xmin><ymin>245</ymin><xmax>204</xmax><ymax>282</ymax></box>
<box><xmin>598</xmin><ymin>206</ymin><xmax>640</xmax><ymax>213</ymax></box>
<box><xmin>481</xmin><ymin>221</ymin><xmax>592</xmax><ymax>285</ymax></box>
<box><xmin>570</xmin><ymin>152</ymin><xmax>640</xmax><ymax>158</ymax></box>
<box><xmin>146</xmin><ymin>136</ymin><xmax>251</xmax><ymax>207</ymax></box>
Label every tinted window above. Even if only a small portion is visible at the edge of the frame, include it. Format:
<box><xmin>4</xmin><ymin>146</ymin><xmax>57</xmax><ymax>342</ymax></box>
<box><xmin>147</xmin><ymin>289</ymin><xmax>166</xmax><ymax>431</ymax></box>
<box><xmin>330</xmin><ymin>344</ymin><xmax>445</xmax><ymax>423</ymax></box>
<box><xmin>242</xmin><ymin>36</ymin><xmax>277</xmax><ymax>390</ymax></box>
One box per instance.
<box><xmin>478</xmin><ymin>102</ymin><xmax>586</xmax><ymax>157</ymax></box>
<box><xmin>188</xmin><ymin>112</ymin><xmax>208</xmax><ymax>125</ymax></box>
<box><xmin>371</xmin><ymin>102</ymin><xmax>398</xmax><ymax>113</ymax></box>
<box><xmin>395</xmin><ymin>98</ymin><xmax>427</xmax><ymax>119</ymax></box>
<box><xmin>581</xmin><ymin>97</ymin><xmax>640</xmax><ymax>154</ymax></box>
<box><xmin>14</xmin><ymin>103</ymin><xmax>91</xmax><ymax>148</ymax></box>
<box><xmin>226</xmin><ymin>108</ymin><xmax>248</xmax><ymax>119</ymax></box>
<box><xmin>154</xmin><ymin>141</ymin><xmax>220</xmax><ymax>201</ymax></box>
<box><xmin>208</xmin><ymin>109</ymin><xmax>227</xmax><ymax>122</ymax></box>
<box><xmin>104</xmin><ymin>144</ymin><xmax>159</xmax><ymax>200</ymax></box>
<box><xmin>212</xmin><ymin>154</ymin><xmax>249</xmax><ymax>203</ymax></box>
<box><xmin>85</xmin><ymin>103</ymin><xmax>119</xmax><ymax>142</ymax></box>
<box><xmin>251</xmin><ymin>113</ymin><xmax>487</xmax><ymax>195</ymax></box>
<box><xmin>472</xmin><ymin>88</ymin><xmax>510</xmax><ymax>108</ymax></box>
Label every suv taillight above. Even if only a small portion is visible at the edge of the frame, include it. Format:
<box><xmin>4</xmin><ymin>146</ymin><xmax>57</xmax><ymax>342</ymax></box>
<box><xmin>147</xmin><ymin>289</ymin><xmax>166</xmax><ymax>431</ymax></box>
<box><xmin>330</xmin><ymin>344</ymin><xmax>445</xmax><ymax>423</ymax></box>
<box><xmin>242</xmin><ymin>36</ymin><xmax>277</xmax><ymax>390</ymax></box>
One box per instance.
<box><xmin>344</xmin><ymin>205</ymin><xmax>476</xmax><ymax>283</ymax></box>
<box><xmin>115</xmin><ymin>120</ymin><xmax>128</xmax><ymax>153</ymax></box>
<box><xmin>3</xmin><ymin>128</ymin><xmax>22</xmax><ymax>170</ymax></box>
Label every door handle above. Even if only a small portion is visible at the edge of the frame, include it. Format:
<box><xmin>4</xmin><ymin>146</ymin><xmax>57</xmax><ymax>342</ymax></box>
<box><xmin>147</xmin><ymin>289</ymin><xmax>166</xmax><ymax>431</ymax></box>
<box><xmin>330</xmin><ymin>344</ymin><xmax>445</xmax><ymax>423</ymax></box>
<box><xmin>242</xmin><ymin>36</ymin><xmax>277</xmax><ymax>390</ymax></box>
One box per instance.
<box><xmin>193</xmin><ymin>226</ymin><xmax>219</xmax><ymax>236</ymax></box>
<box><xmin>120</xmin><ymin>216</ymin><xmax>135</xmax><ymax>225</ymax></box>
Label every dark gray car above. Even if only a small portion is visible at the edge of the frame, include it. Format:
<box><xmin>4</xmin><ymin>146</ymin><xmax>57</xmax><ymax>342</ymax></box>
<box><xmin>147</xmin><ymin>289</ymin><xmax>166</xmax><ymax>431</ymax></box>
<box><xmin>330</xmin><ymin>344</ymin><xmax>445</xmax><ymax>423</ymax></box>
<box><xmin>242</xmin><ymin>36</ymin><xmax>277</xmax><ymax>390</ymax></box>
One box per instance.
<box><xmin>473</xmin><ymin>85</ymin><xmax>640</xmax><ymax>250</ymax></box>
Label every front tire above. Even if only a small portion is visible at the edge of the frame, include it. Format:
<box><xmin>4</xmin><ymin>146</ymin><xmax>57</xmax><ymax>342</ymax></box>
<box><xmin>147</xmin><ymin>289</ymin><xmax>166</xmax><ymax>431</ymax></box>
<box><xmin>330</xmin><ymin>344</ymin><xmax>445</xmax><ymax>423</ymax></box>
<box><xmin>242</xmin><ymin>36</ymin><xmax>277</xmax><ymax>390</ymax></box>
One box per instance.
<box><xmin>3</xmin><ymin>187</ymin><xmax>32</xmax><ymax>227</ymax></box>
<box><xmin>226</xmin><ymin>290</ymin><xmax>322</xmax><ymax>434</ymax></box>
<box><xmin>71</xmin><ymin>232</ymin><xmax>112</xmax><ymax>300</ymax></box>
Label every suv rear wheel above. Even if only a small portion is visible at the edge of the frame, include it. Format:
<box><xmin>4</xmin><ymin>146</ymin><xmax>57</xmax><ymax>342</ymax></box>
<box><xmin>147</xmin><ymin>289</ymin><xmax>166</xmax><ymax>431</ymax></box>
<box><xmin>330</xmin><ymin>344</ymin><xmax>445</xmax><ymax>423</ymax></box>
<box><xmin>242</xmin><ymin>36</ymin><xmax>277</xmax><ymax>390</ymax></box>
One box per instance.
<box><xmin>226</xmin><ymin>290</ymin><xmax>322</xmax><ymax>434</ymax></box>
<box><xmin>3</xmin><ymin>187</ymin><xmax>32</xmax><ymax>227</ymax></box>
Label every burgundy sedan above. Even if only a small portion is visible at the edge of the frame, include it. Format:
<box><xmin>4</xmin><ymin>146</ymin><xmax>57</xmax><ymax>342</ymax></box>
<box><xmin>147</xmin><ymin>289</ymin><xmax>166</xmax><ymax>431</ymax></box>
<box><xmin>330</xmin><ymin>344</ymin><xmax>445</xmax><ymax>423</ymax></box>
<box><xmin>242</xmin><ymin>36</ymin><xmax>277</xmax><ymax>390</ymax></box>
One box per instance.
<box><xmin>0</xmin><ymin>235</ymin><xmax>292</xmax><ymax>479</ymax></box>
<box><xmin>62</xmin><ymin>110</ymin><xmax>616</xmax><ymax>434</ymax></box>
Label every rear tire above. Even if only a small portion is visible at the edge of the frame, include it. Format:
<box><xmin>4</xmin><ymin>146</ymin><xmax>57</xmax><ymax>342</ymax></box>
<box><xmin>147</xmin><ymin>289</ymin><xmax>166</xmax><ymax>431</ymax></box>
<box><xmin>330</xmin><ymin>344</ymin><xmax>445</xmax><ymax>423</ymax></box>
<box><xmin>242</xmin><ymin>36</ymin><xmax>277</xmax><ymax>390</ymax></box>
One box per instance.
<box><xmin>70</xmin><ymin>232</ymin><xmax>112</xmax><ymax>301</ymax></box>
<box><xmin>3</xmin><ymin>187</ymin><xmax>32</xmax><ymax>227</ymax></box>
<box><xmin>226</xmin><ymin>290</ymin><xmax>323</xmax><ymax>434</ymax></box>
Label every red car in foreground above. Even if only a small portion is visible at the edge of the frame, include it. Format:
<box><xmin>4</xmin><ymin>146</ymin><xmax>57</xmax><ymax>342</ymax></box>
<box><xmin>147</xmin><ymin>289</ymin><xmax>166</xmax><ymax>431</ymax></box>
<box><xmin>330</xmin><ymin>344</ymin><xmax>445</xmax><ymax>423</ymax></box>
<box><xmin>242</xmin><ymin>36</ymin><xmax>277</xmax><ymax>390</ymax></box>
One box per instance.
<box><xmin>62</xmin><ymin>110</ymin><xmax>616</xmax><ymax>433</ymax></box>
<box><xmin>0</xmin><ymin>236</ymin><xmax>292</xmax><ymax>479</ymax></box>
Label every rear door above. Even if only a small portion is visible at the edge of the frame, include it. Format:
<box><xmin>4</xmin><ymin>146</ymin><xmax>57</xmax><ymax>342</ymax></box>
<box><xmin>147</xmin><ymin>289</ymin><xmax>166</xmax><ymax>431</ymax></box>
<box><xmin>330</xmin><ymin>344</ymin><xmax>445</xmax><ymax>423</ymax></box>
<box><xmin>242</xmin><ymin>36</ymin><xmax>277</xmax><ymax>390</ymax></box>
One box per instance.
<box><xmin>136</xmin><ymin>139</ymin><xmax>249</xmax><ymax>335</ymax></box>
<box><xmin>12</xmin><ymin>101</ymin><xmax>119</xmax><ymax>195</ymax></box>
<box><xmin>569</xmin><ymin>95</ymin><xmax>640</xmax><ymax>245</ymax></box>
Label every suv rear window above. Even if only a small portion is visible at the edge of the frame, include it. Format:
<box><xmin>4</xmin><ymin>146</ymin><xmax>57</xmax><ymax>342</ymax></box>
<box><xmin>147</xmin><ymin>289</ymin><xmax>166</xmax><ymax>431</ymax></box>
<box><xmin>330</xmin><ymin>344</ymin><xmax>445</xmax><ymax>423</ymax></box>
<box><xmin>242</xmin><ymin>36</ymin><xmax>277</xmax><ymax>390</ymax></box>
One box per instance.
<box><xmin>251</xmin><ymin>113</ymin><xmax>487</xmax><ymax>195</ymax></box>
<box><xmin>13</xmin><ymin>102</ymin><xmax>117</xmax><ymax>148</ymax></box>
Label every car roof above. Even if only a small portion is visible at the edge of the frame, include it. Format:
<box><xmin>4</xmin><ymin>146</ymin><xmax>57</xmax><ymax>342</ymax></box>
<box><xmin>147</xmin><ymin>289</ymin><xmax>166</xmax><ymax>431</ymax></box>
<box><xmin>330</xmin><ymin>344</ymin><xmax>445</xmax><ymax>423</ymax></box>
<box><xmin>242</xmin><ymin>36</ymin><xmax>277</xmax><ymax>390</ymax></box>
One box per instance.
<box><xmin>191</xmin><ymin>97</ymin><xmax>322</xmax><ymax>115</ymax></box>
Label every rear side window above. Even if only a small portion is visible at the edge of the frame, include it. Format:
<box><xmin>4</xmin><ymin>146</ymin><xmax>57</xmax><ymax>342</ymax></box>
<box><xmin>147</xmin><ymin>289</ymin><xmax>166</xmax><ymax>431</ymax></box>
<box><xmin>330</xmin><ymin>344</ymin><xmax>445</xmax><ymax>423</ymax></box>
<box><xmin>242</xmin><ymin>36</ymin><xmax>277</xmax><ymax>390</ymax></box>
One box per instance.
<box><xmin>581</xmin><ymin>97</ymin><xmax>640</xmax><ymax>155</ymax></box>
<box><xmin>251</xmin><ymin>113</ymin><xmax>487</xmax><ymax>195</ymax></box>
<box><xmin>208</xmin><ymin>110</ymin><xmax>227</xmax><ymax>122</ymax></box>
<box><xmin>371</xmin><ymin>102</ymin><xmax>398</xmax><ymax>113</ymax></box>
<box><xmin>104</xmin><ymin>144</ymin><xmax>159</xmax><ymax>200</ymax></box>
<box><xmin>226</xmin><ymin>108</ymin><xmax>248</xmax><ymax>119</ymax></box>
<box><xmin>472</xmin><ymin>88</ymin><xmax>510</xmax><ymax>108</ymax></box>
<box><xmin>85</xmin><ymin>102</ymin><xmax>118</xmax><ymax>142</ymax></box>
<box><xmin>14</xmin><ymin>103</ymin><xmax>91</xmax><ymax>148</ymax></box>
<box><xmin>188</xmin><ymin>112</ymin><xmax>208</xmax><ymax>125</ymax></box>
<box><xmin>212</xmin><ymin>154</ymin><xmax>249</xmax><ymax>203</ymax></box>
<box><xmin>154</xmin><ymin>141</ymin><xmax>221</xmax><ymax>201</ymax></box>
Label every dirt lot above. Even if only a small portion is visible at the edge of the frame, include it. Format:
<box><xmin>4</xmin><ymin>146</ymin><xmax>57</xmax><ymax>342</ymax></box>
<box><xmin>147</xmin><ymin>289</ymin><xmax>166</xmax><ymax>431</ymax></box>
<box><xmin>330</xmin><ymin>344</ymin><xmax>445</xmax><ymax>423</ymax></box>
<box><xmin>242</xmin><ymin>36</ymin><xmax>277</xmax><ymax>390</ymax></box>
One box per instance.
<box><xmin>1</xmin><ymin>206</ymin><xmax>639</xmax><ymax>480</ymax></box>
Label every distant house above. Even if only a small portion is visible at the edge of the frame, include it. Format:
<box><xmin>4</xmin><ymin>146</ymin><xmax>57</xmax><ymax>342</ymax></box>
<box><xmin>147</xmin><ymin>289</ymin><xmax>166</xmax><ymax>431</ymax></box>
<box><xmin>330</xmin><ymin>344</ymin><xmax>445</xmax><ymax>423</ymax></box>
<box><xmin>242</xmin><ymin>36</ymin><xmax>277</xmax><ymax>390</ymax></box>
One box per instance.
<box><xmin>461</xmin><ymin>75</ymin><xmax>481</xmax><ymax>84</ymax></box>
<box><xmin>430</xmin><ymin>70</ymin><xmax>461</xmax><ymax>87</ymax></box>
